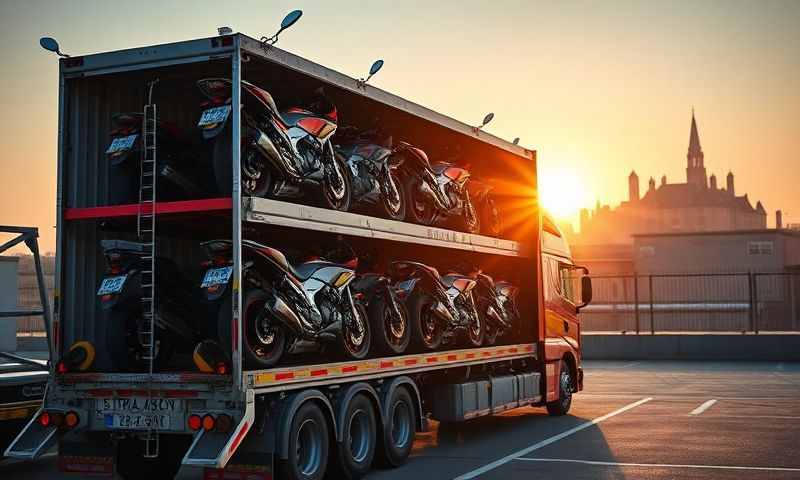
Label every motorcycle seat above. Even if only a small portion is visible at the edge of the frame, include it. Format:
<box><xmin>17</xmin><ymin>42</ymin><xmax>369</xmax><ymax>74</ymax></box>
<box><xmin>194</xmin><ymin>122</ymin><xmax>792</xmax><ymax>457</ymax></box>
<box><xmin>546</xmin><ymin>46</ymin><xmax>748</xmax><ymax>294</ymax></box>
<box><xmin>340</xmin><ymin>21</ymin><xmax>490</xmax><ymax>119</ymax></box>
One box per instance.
<box><xmin>291</xmin><ymin>260</ymin><xmax>348</xmax><ymax>282</ymax></box>
<box><xmin>100</xmin><ymin>239</ymin><xmax>149</xmax><ymax>254</ymax></box>
<box><xmin>441</xmin><ymin>274</ymin><xmax>477</xmax><ymax>291</ymax></box>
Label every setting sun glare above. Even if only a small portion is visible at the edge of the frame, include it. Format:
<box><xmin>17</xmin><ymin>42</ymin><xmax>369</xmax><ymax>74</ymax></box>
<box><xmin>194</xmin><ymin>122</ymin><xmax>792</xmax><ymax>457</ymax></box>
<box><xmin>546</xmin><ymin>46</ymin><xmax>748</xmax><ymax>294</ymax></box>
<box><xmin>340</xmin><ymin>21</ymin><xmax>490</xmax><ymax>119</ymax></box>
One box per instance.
<box><xmin>538</xmin><ymin>166</ymin><xmax>592</xmax><ymax>225</ymax></box>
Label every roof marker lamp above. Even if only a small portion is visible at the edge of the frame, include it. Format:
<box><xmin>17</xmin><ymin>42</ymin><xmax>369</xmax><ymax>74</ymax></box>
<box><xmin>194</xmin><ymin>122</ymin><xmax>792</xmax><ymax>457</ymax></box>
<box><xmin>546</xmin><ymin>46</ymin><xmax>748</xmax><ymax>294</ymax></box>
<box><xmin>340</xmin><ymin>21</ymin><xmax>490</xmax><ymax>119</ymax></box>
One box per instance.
<box><xmin>39</xmin><ymin>37</ymin><xmax>70</xmax><ymax>57</ymax></box>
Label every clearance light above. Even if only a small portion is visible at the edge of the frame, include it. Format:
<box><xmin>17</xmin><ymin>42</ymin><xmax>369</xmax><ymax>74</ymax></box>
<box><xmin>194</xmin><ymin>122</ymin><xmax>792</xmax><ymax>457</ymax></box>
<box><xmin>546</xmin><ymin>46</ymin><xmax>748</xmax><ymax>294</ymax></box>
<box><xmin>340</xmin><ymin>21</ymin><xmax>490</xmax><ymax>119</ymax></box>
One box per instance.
<box><xmin>215</xmin><ymin>362</ymin><xmax>228</xmax><ymax>375</ymax></box>
<box><xmin>188</xmin><ymin>414</ymin><xmax>202</xmax><ymax>431</ymax></box>
<box><xmin>216</xmin><ymin>414</ymin><xmax>233</xmax><ymax>433</ymax></box>
<box><xmin>38</xmin><ymin>412</ymin><xmax>51</xmax><ymax>427</ymax></box>
<box><xmin>56</xmin><ymin>361</ymin><xmax>68</xmax><ymax>374</ymax></box>
<box><xmin>202</xmin><ymin>414</ymin><xmax>216</xmax><ymax>432</ymax></box>
<box><xmin>65</xmin><ymin>411</ymin><xmax>79</xmax><ymax>428</ymax></box>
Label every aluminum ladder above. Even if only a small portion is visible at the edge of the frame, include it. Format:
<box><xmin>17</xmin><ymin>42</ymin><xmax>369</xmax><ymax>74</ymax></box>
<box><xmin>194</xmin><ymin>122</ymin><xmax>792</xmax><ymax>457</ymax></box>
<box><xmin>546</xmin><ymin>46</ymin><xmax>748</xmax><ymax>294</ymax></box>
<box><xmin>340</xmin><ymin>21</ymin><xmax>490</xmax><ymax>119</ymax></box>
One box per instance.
<box><xmin>138</xmin><ymin>79</ymin><xmax>160</xmax><ymax>458</ymax></box>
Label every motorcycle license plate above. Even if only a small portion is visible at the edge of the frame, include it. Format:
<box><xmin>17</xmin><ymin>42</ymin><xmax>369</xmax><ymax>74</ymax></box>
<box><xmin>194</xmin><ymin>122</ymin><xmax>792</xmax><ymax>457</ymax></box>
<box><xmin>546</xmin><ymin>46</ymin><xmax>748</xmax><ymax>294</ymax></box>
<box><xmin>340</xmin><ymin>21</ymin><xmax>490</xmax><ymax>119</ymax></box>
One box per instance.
<box><xmin>201</xmin><ymin>266</ymin><xmax>233</xmax><ymax>288</ymax></box>
<box><xmin>105</xmin><ymin>134</ymin><xmax>138</xmax><ymax>154</ymax></box>
<box><xmin>100</xmin><ymin>397</ymin><xmax>181</xmax><ymax>430</ymax></box>
<box><xmin>97</xmin><ymin>275</ymin><xmax>127</xmax><ymax>295</ymax></box>
<box><xmin>198</xmin><ymin>106</ymin><xmax>231</xmax><ymax>127</ymax></box>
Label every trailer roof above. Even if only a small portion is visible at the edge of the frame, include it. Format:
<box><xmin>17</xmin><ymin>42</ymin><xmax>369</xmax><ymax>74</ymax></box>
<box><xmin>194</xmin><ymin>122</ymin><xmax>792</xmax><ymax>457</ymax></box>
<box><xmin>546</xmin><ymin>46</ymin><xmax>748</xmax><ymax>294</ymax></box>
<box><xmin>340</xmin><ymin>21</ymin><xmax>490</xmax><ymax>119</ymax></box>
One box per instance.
<box><xmin>60</xmin><ymin>33</ymin><xmax>533</xmax><ymax>160</ymax></box>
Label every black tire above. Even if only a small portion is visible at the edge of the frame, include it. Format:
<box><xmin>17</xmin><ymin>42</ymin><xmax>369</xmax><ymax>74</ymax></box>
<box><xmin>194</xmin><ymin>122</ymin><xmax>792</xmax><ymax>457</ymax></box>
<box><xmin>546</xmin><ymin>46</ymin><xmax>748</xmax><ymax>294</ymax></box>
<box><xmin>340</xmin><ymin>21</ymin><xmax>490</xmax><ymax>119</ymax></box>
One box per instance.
<box><xmin>464</xmin><ymin>307</ymin><xmax>484</xmax><ymax>348</ymax></box>
<box><xmin>462</xmin><ymin>198</ymin><xmax>481</xmax><ymax>234</ymax></box>
<box><xmin>477</xmin><ymin>299</ymin><xmax>498</xmax><ymax>346</ymax></box>
<box><xmin>407</xmin><ymin>293</ymin><xmax>443</xmax><ymax>352</ymax></box>
<box><xmin>369</xmin><ymin>295</ymin><xmax>411</xmax><ymax>355</ymax></box>
<box><xmin>212</xmin><ymin>130</ymin><xmax>272</xmax><ymax>197</ymax></box>
<box><xmin>116</xmin><ymin>435</ymin><xmax>191</xmax><ymax>480</ymax></box>
<box><xmin>333</xmin><ymin>394</ymin><xmax>377</xmax><ymax>480</ymax></box>
<box><xmin>380</xmin><ymin>169</ymin><xmax>407</xmax><ymax>221</ymax></box>
<box><xmin>278</xmin><ymin>402</ymin><xmax>330</xmax><ymax>480</ymax></box>
<box><xmin>484</xmin><ymin>322</ymin><xmax>499</xmax><ymax>346</ymax></box>
<box><xmin>404</xmin><ymin>176</ymin><xmax>436</xmax><ymax>225</ymax></box>
<box><xmin>342</xmin><ymin>302</ymin><xmax>371</xmax><ymax>360</ymax></box>
<box><xmin>375</xmin><ymin>386</ymin><xmax>415</xmax><ymax>468</ymax></box>
<box><xmin>546</xmin><ymin>360</ymin><xmax>573</xmax><ymax>416</ymax></box>
<box><xmin>320</xmin><ymin>145</ymin><xmax>352</xmax><ymax>211</ymax></box>
<box><xmin>218</xmin><ymin>289</ymin><xmax>286</xmax><ymax>369</ymax></box>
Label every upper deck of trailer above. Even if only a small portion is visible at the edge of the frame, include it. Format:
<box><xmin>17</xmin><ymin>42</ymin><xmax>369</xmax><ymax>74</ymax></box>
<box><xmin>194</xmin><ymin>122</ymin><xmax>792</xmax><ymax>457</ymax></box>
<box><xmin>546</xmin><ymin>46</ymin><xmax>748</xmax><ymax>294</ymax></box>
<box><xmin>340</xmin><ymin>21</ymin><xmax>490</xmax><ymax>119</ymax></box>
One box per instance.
<box><xmin>59</xmin><ymin>33</ymin><xmax>533</xmax><ymax>161</ymax></box>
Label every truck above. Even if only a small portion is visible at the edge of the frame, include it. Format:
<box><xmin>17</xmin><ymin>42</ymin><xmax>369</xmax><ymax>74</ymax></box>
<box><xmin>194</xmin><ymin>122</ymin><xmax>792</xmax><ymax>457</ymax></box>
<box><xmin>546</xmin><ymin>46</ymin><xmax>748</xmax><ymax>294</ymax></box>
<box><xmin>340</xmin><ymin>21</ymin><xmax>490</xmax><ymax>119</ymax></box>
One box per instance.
<box><xmin>7</xmin><ymin>24</ymin><xmax>592</xmax><ymax>480</ymax></box>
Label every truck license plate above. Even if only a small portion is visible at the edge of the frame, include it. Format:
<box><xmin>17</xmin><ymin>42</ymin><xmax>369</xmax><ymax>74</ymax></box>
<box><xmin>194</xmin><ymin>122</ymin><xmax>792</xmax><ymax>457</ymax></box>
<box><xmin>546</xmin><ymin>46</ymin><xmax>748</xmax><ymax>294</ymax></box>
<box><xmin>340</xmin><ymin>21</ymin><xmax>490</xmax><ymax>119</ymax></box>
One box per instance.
<box><xmin>198</xmin><ymin>105</ymin><xmax>231</xmax><ymax>127</ymax></box>
<box><xmin>201</xmin><ymin>266</ymin><xmax>233</xmax><ymax>288</ymax></box>
<box><xmin>97</xmin><ymin>275</ymin><xmax>127</xmax><ymax>295</ymax></box>
<box><xmin>106</xmin><ymin>134</ymin><xmax>138</xmax><ymax>154</ymax></box>
<box><xmin>100</xmin><ymin>397</ymin><xmax>182</xmax><ymax>431</ymax></box>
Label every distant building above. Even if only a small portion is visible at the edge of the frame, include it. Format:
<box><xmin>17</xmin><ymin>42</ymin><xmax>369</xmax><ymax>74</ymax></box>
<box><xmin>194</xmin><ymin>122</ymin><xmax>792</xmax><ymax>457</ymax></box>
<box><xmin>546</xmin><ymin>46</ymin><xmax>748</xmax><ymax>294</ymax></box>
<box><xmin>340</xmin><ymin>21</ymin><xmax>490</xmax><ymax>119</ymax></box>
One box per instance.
<box><xmin>577</xmin><ymin>111</ymin><xmax>767</xmax><ymax>245</ymax></box>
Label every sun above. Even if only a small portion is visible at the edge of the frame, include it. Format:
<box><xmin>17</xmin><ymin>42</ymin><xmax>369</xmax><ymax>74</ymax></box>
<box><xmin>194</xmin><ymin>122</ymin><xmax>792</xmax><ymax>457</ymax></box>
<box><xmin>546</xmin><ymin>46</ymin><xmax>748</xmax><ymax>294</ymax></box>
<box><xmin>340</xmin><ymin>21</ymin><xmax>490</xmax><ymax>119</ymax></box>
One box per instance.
<box><xmin>538</xmin><ymin>166</ymin><xmax>591</xmax><ymax>221</ymax></box>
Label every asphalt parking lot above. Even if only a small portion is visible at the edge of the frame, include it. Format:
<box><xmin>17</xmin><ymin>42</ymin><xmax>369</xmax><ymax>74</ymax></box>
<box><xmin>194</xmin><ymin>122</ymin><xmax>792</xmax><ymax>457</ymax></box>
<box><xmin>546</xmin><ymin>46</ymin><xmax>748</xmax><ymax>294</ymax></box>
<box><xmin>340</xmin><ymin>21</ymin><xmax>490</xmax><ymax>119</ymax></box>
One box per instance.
<box><xmin>3</xmin><ymin>361</ymin><xmax>799</xmax><ymax>479</ymax></box>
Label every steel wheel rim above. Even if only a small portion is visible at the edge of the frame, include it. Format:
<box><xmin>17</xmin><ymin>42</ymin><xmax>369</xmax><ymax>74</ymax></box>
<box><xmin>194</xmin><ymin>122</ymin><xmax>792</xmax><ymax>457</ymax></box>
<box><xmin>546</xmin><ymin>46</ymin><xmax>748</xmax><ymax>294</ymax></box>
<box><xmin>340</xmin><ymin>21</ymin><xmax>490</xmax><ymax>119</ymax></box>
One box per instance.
<box><xmin>348</xmin><ymin>408</ymin><xmax>371</xmax><ymax>463</ymax></box>
<box><xmin>324</xmin><ymin>148</ymin><xmax>347</xmax><ymax>204</ymax></box>
<box><xmin>391</xmin><ymin>401</ymin><xmax>411</xmax><ymax>448</ymax></box>
<box><xmin>345</xmin><ymin>307</ymin><xmax>366</xmax><ymax>352</ymax></box>
<box><xmin>296</xmin><ymin>418</ymin><xmax>322</xmax><ymax>476</ymax></box>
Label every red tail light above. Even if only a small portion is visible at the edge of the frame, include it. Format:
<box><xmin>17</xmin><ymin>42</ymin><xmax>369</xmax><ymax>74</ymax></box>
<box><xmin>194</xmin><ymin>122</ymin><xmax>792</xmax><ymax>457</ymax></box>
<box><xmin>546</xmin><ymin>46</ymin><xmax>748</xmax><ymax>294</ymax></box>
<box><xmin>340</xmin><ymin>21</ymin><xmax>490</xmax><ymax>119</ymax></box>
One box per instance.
<box><xmin>65</xmin><ymin>411</ymin><xmax>79</xmax><ymax>428</ymax></box>
<box><xmin>216</xmin><ymin>414</ymin><xmax>233</xmax><ymax>433</ymax></box>
<box><xmin>188</xmin><ymin>414</ymin><xmax>202</xmax><ymax>431</ymax></box>
<box><xmin>51</xmin><ymin>412</ymin><xmax>65</xmax><ymax>428</ymax></box>
<box><xmin>202</xmin><ymin>414</ymin><xmax>216</xmax><ymax>431</ymax></box>
<box><xmin>56</xmin><ymin>361</ymin><xmax>68</xmax><ymax>374</ymax></box>
<box><xmin>215</xmin><ymin>362</ymin><xmax>228</xmax><ymax>375</ymax></box>
<box><xmin>38</xmin><ymin>412</ymin><xmax>51</xmax><ymax>427</ymax></box>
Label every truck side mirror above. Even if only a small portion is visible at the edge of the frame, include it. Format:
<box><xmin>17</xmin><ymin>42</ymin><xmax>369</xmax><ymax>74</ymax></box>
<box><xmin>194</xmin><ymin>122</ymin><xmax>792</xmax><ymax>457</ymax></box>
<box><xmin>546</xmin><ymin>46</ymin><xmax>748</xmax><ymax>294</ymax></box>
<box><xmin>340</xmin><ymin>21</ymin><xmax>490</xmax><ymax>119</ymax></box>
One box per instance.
<box><xmin>579</xmin><ymin>276</ymin><xmax>592</xmax><ymax>309</ymax></box>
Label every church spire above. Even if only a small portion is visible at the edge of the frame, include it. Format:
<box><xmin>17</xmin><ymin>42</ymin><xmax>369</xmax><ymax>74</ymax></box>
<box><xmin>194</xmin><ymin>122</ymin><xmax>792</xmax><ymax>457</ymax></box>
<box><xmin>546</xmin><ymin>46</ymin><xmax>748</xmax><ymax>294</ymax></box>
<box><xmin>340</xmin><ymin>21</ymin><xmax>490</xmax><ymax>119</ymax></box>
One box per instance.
<box><xmin>686</xmin><ymin>109</ymin><xmax>707</xmax><ymax>188</ymax></box>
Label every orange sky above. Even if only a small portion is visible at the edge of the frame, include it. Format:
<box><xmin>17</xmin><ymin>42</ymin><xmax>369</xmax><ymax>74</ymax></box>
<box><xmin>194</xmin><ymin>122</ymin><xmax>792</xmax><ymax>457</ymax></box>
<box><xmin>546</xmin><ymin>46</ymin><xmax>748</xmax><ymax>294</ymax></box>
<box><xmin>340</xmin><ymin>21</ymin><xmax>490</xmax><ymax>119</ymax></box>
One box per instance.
<box><xmin>1</xmin><ymin>0</ymin><xmax>798</xmax><ymax>253</ymax></box>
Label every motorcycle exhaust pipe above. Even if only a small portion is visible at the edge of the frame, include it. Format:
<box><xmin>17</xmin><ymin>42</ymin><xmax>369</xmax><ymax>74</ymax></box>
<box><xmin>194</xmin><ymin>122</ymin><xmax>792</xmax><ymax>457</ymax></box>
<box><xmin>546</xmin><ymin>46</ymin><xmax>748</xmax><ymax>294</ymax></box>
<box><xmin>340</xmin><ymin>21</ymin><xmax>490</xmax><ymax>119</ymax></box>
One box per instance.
<box><xmin>252</xmin><ymin>129</ymin><xmax>302</xmax><ymax>178</ymax></box>
<box><xmin>269</xmin><ymin>295</ymin><xmax>305</xmax><ymax>335</ymax></box>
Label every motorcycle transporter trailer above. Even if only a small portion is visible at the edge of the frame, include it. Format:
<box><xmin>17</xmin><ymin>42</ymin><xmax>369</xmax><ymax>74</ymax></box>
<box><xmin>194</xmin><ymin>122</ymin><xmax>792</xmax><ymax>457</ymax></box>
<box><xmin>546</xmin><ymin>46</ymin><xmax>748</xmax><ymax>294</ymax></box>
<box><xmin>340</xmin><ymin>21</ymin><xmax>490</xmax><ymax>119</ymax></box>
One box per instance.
<box><xmin>7</xmin><ymin>32</ymin><xmax>591</xmax><ymax>479</ymax></box>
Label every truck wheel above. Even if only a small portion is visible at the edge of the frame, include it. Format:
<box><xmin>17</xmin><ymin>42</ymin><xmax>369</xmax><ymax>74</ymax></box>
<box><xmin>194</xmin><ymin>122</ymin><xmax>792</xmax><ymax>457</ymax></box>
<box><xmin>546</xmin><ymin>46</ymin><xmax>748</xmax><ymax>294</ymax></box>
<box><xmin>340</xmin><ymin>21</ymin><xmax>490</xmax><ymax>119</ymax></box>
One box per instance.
<box><xmin>278</xmin><ymin>402</ymin><xmax>330</xmax><ymax>480</ymax></box>
<box><xmin>116</xmin><ymin>434</ymin><xmax>191</xmax><ymax>480</ymax></box>
<box><xmin>408</xmin><ymin>293</ymin><xmax>443</xmax><ymax>352</ymax></box>
<box><xmin>376</xmin><ymin>386</ymin><xmax>415</xmax><ymax>468</ymax></box>
<box><xmin>370</xmin><ymin>295</ymin><xmax>411</xmax><ymax>355</ymax></box>
<box><xmin>546</xmin><ymin>360</ymin><xmax>573</xmax><ymax>416</ymax></box>
<box><xmin>333</xmin><ymin>394</ymin><xmax>377</xmax><ymax>479</ymax></box>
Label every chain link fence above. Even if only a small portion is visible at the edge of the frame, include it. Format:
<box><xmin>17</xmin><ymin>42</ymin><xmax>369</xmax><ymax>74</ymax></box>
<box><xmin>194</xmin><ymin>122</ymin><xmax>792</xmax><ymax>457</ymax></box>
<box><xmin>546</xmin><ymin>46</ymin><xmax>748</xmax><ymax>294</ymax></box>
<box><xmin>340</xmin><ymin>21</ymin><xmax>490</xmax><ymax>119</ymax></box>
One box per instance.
<box><xmin>581</xmin><ymin>272</ymin><xmax>800</xmax><ymax>333</ymax></box>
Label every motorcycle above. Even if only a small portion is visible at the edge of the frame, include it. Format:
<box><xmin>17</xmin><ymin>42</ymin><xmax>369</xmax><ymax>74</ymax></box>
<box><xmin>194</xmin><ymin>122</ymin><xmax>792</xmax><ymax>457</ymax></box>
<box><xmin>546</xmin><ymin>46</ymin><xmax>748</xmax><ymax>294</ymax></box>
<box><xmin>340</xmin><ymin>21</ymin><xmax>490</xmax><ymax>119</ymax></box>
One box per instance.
<box><xmin>195</xmin><ymin>78</ymin><xmax>351</xmax><ymax>211</ymax></box>
<box><xmin>200</xmin><ymin>239</ymin><xmax>370</xmax><ymax>368</ymax></box>
<box><xmin>335</xmin><ymin>127</ymin><xmax>406</xmax><ymax>221</ymax></box>
<box><xmin>388</xmin><ymin>261</ymin><xmax>483</xmax><ymax>351</ymax></box>
<box><xmin>106</xmin><ymin>112</ymin><xmax>213</xmax><ymax>205</ymax></box>
<box><xmin>464</xmin><ymin>267</ymin><xmax>519</xmax><ymax>345</ymax></box>
<box><xmin>395</xmin><ymin>142</ymin><xmax>480</xmax><ymax>233</ymax></box>
<box><xmin>97</xmin><ymin>240</ymin><xmax>208</xmax><ymax>371</ymax></box>
<box><xmin>468</xmin><ymin>179</ymin><xmax>503</xmax><ymax>237</ymax></box>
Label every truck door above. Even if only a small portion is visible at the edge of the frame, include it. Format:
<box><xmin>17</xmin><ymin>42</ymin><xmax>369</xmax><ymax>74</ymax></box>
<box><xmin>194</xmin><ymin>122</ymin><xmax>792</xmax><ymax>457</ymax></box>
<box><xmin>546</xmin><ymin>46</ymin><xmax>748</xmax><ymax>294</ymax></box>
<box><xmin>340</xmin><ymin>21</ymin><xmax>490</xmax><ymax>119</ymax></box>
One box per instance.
<box><xmin>543</xmin><ymin>256</ymin><xmax>579</xmax><ymax>352</ymax></box>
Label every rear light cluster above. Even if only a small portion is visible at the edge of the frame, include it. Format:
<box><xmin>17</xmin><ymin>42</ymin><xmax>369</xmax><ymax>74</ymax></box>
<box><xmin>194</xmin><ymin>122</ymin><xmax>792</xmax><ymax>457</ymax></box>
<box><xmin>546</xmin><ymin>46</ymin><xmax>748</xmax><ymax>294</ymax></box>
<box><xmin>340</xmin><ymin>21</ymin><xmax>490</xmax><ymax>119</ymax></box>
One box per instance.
<box><xmin>38</xmin><ymin>410</ymin><xmax>80</xmax><ymax>429</ymax></box>
<box><xmin>187</xmin><ymin>413</ymin><xmax>233</xmax><ymax>433</ymax></box>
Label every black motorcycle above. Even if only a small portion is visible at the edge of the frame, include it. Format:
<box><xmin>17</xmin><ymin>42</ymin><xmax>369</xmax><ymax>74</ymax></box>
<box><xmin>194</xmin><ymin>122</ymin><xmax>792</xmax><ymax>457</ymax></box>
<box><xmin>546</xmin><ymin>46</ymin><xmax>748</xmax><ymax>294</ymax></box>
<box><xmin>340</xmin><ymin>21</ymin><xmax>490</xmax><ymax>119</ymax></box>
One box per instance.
<box><xmin>196</xmin><ymin>79</ymin><xmax>351</xmax><ymax>210</ymax></box>
<box><xmin>335</xmin><ymin>127</ymin><xmax>406</xmax><ymax>221</ymax></box>
<box><xmin>466</xmin><ymin>268</ymin><xmax>519</xmax><ymax>345</ymax></box>
<box><xmin>98</xmin><ymin>240</ymin><xmax>207</xmax><ymax>371</ymax></box>
<box><xmin>388</xmin><ymin>261</ymin><xmax>483</xmax><ymax>351</ymax></box>
<box><xmin>200</xmin><ymin>240</ymin><xmax>370</xmax><ymax>368</ymax></box>
<box><xmin>468</xmin><ymin>179</ymin><xmax>503</xmax><ymax>237</ymax></box>
<box><xmin>395</xmin><ymin>142</ymin><xmax>480</xmax><ymax>233</ymax></box>
<box><xmin>350</xmin><ymin>273</ymin><xmax>410</xmax><ymax>355</ymax></box>
<box><xmin>106</xmin><ymin>113</ymin><xmax>212</xmax><ymax>205</ymax></box>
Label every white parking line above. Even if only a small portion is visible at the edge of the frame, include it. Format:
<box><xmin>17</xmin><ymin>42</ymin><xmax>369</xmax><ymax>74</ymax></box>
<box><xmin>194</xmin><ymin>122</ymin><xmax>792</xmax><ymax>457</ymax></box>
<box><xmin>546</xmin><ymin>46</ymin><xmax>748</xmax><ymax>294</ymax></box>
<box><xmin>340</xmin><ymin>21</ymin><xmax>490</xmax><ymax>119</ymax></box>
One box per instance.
<box><xmin>689</xmin><ymin>399</ymin><xmax>717</xmax><ymax>415</ymax></box>
<box><xmin>515</xmin><ymin>457</ymin><xmax>800</xmax><ymax>473</ymax></box>
<box><xmin>452</xmin><ymin>397</ymin><xmax>652</xmax><ymax>480</ymax></box>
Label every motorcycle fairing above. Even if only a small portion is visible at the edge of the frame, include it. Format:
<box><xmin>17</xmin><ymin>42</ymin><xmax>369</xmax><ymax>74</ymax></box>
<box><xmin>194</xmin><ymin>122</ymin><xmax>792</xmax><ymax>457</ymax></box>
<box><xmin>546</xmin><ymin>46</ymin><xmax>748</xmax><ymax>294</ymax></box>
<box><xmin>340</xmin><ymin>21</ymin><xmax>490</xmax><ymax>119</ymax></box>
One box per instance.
<box><xmin>495</xmin><ymin>281</ymin><xmax>519</xmax><ymax>300</ymax></box>
<box><xmin>432</xmin><ymin>163</ymin><xmax>471</xmax><ymax>186</ymax></box>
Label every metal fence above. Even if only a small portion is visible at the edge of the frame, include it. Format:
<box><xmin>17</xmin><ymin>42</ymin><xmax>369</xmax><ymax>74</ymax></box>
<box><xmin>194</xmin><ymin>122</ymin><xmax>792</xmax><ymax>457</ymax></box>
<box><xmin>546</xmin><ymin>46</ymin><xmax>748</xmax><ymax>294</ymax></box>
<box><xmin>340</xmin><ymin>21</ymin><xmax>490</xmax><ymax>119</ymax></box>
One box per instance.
<box><xmin>7</xmin><ymin>255</ymin><xmax>55</xmax><ymax>337</ymax></box>
<box><xmin>581</xmin><ymin>272</ymin><xmax>800</xmax><ymax>333</ymax></box>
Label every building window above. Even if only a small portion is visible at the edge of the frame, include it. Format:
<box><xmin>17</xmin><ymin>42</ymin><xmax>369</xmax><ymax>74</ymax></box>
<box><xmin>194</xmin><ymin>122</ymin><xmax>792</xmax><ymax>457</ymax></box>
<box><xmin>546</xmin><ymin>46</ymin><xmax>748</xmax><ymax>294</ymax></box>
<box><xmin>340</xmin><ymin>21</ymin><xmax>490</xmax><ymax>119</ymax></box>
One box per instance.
<box><xmin>747</xmin><ymin>241</ymin><xmax>774</xmax><ymax>255</ymax></box>
<box><xmin>639</xmin><ymin>246</ymin><xmax>655</xmax><ymax>257</ymax></box>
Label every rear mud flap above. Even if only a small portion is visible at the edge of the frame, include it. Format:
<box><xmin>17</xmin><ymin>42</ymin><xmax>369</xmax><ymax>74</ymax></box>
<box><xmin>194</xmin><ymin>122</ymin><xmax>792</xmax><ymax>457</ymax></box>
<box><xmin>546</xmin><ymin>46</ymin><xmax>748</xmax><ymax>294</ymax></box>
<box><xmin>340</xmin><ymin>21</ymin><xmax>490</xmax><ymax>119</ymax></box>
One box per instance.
<box><xmin>58</xmin><ymin>432</ymin><xmax>115</xmax><ymax>476</ymax></box>
<box><xmin>4</xmin><ymin>409</ymin><xmax>57</xmax><ymax>460</ymax></box>
<box><xmin>183</xmin><ymin>400</ymin><xmax>255</xmax><ymax>468</ymax></box>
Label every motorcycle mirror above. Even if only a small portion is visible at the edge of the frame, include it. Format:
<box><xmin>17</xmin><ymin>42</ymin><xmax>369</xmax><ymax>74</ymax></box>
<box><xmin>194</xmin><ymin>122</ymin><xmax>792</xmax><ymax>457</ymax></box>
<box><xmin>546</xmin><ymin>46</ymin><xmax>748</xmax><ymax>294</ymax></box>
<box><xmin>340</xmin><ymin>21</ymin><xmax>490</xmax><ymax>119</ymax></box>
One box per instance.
<box><xmin>513</xmin><ymin>137</ymin><xmax>520</xmax><ymax>145</ymax></box>
<box><xmin>39</xmin><ymin>37</ymin><xmax>69</xmax><ymax>57</ymax></box>
<box><xmin>279</xmin><ymin>10</ymin><xmax>303</xmax><ymax>33</ymax></box>
<box><xmin>481</xmin><ymin>113</ymin><xmax>494</xmax><ymax>127</ymax></box>
<box><xmin>369</xmin><ymin>59</ymin><xmax>384</xmax><ymax>76</ymax></box>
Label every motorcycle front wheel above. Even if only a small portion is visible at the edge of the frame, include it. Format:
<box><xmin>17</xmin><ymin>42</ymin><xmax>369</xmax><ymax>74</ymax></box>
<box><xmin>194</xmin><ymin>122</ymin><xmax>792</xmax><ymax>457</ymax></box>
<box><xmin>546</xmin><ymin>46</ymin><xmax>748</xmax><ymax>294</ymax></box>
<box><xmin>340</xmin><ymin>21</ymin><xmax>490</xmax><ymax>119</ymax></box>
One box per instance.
<box><xmin>404</xmin><ymin>177</ymin><xmax>436</xmax><ymax>226</ymax></box>
<box><xmin>343</xmin><ymin>302</ymin><xmax>371</xmax><ymax>360</ymax></box>
<box><xmin>465</xmin><ymin>309</ymin><xmax>484</xmax><ymax>347</ymax></box>
<box><xmin>218</xmin><ymin>289</ymin><xmax>286</xmax><ymax>369</ymax></box>
<box><xmin>380</xmin><ymin>169</ymin><xmax>407</xmax><ymax>221</ymax></box>
<box><xmin>320</xmin><ymin>145</ymin><xmax>352</xmax><ymax>211</ymax></box>
<box><xmin>212</xmin><ymin>129</ymin><xmax>273</xmax><ymax>197</ymax></box>
<box><xmin>407</xmin><ymin>293</ymin><xmax>443</xmax><ymax>352</ymax></box>
<box><xmin>369</xmin><ymin>295</ymin><xmax>411</xmax><ymax>355</ymax></box>
<box><xmin>462</xmin><ymin>198</ymin><xmax>481</xmax><ymax>234</ymax></box>
<box><xmin>481</xmin><ymin>196</ymin><xmax>502</xmax><ymax>238</ymax></box>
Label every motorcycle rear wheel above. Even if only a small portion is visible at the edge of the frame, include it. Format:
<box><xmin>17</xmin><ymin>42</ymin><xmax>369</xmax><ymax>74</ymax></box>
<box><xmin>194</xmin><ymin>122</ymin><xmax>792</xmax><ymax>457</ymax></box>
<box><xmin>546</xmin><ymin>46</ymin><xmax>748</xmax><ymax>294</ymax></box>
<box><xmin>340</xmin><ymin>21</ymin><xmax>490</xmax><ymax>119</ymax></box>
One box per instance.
<box><xmin>407</xmin><ymin>293</ymin><xmax>443</xmax><ymax>352</ymax></box>
<box><xmin>212</xmin><ymin>129</ymin><xmax>273</xmax><ymax>197</ymax></box>
<box><xmin>380</xmin><ymin>170</ymin><xmax>407</xmax><ymax>221</ymax></box>
<box><xmin>369</xmin><ymin>295</ymin><xmax>411</xmax><ymax>355</ymax></box>
<box><xmin>343</xmin><ymin>302</ymin><xmax>371</xmax><ymax>360</ymax></box>
<box><xmin>404</xmin><ymin>177</ymin><xmax>436</xmax><ymax>226</ymax></box>
<box><xmin>218</xmin><ymin>289</ymin><xmax>286</xmax><ymax>369</ymax></box>
<box><xmin>465</xmin><ymin>310</ymin><xmax>484</xmax><ymax>347</ymax></box>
